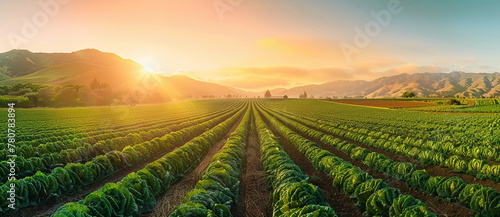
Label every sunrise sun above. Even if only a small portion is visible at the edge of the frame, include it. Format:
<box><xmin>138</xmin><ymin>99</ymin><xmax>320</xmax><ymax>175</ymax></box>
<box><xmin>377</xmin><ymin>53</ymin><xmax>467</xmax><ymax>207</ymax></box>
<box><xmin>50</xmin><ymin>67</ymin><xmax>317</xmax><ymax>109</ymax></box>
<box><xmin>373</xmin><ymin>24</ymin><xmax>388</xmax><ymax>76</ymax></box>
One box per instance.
<box><xmin>137</xmin><ymin>60</ymin><xmax>156</xmax><ymax>74</ymax></box>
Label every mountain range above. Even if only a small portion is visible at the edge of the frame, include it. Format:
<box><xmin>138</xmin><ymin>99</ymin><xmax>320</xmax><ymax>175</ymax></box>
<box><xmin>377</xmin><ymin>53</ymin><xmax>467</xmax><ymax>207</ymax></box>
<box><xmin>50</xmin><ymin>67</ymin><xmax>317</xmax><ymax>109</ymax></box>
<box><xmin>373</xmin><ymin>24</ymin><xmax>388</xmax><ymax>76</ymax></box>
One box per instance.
<box><xmin>270</xmin><ymin>72</ymin><xmax>500</xmax><ymax>98</ymax></box>
<box><xmin>1</xmin><ymin>49</ymin><xmax>500</xmax><ymax>98</ymax></box>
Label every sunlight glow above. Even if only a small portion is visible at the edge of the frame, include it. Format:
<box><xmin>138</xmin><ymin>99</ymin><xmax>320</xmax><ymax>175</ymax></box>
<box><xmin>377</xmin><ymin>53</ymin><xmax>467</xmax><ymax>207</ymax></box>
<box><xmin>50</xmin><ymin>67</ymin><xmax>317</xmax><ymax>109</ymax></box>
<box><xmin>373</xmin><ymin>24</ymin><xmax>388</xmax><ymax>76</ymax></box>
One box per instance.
<box><xmin>138</xmin><ymin>58</ymin><xmax>164</xmax><ymax>75</ymax></box>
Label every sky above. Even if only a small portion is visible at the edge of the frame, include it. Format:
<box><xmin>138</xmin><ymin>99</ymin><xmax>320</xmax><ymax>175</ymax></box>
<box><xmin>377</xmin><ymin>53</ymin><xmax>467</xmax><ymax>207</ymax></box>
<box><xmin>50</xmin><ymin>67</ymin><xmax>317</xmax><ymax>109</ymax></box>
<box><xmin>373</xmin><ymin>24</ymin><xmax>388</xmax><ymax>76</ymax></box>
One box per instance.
<box><xmin>1</xmin><ymin>0</ymin><xmax>500</xmax><ymax>91</ymax></box>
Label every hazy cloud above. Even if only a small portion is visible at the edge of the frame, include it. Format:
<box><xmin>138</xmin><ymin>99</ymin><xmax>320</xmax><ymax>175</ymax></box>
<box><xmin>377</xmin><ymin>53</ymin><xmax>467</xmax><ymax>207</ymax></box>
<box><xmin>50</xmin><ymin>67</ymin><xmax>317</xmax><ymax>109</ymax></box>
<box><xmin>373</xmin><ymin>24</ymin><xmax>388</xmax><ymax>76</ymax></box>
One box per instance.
<box><xmin>254</xmin><ymin>37</ymin><xmax>342</xmax><ymax>59</ymax></box>
<box><xmin>217</xmin><ymin>76</ymin><xmax>290</xmax><ymax>90</ymax></box>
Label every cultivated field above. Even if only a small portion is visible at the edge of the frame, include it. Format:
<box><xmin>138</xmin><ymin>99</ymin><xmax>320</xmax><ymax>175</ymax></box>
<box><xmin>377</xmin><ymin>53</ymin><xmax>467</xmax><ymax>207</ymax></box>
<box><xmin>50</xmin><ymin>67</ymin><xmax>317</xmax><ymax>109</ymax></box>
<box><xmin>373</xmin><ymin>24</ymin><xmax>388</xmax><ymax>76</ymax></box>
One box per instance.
<box><xmin>1</xmin><ymin>99</ymin><xmax>500</xmax><ymax>216</ymax></box>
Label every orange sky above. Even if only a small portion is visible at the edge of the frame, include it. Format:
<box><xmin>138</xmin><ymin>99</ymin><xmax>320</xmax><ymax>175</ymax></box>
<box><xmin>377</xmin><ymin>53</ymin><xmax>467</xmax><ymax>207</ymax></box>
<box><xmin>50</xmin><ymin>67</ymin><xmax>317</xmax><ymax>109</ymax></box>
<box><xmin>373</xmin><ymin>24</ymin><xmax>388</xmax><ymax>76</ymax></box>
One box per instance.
<box><xmin>1</xmin><ymin>0</ymin><xmax>499</xmax><ymax>91</ymax></box>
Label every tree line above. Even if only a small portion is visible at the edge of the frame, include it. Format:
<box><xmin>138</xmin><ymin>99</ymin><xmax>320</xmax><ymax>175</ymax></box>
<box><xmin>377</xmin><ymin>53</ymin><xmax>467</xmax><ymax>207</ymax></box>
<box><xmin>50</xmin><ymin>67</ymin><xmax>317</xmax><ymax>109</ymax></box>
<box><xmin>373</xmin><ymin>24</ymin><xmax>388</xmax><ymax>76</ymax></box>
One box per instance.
<box><xmin>0</xmin><ymin>79</ymin><xmax>126</xmax><ymax>108</ymax></box>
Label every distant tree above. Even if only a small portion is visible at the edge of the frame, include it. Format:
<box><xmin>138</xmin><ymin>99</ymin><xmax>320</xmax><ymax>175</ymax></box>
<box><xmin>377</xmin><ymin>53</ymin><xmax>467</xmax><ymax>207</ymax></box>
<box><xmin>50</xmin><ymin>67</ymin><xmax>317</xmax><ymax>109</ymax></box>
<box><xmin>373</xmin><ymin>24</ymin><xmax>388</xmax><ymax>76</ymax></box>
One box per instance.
<box><xmin>38</xmin><ymin>87</ymin><xmax>56</xmax><ymax>105</ymax></box>
<box><xmin>299</xmin><ymin>91</ymin><xmax>308</xmax><ymax>99</ymax></box>
<box><xmin>402</xmin><ymin>91</ymin><xmax>416</xmax><ymax>98</ymax></box>
<box><xmin>25</xmin><ymin>92</ymin><xmax>39</xmax><ymax>107</ymax></box>
<box><xmin>90</xmin><ymin>78</ymin><xmax>101</xmax><ymax>90</ymax></box>
<box><xmin>9</xmin><ymin>83</ymin><xmax>44</xmax><ymax>93</ymax></box>
<box><xmin>448</xmin><ymin>99</ymin><xmax>461</xmax><ymax>105</ymax></box>
<box><xmin>101</xmin><ymin>82</ymin><xmax>110</xmax><ymax>89</ymax></box>
<box><xmin>11</xmin><ymin>88</ymin><xmax>32</xmax><ymax>96</ymax></box>
<box><xmin>94</xmin><ymin>86</ymin><xmax>114</xmax><ymax>105</ymax></box>
<box><xmin>264</xmin><ymin>90</ymin><xmax>272</xmax><ymax>98</ymax></box>
<box><xmin>63</xmin><ymin>84</ymin><xmax>82</xmax><ymax>93</ymax></box>
<box><xmin>283</xmin><ymin>95</ymin><xmax>288</xmax><ymax>99</ymax></box>
<box><xmin>78</xmin><ymin>86</ymin><xmax>95</xmax><ymax>106</ymax></box>
<box><xmin>55</xmin><ymin>86</ymin><xmax>78</xmax><ymax>106</ymax></box>
<box><xmin>11</xmin><ymin>83</ymin><xmax>27</xmax><ymax>92</ymax></box>
<box><xmin>0</xmin><ymin>86</ymin><xmax>8</xmax><ymax>95</ymax></box>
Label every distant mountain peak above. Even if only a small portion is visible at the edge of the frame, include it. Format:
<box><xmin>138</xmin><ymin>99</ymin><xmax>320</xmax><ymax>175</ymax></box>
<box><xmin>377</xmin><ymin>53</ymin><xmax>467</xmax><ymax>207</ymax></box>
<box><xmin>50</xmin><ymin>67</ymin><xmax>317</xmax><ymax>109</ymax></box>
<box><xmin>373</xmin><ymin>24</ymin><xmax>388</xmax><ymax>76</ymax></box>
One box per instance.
<box><xmin>276</xmin><ymin>71</ymin><xmax>500</xmax><ymax>98</ymax></box>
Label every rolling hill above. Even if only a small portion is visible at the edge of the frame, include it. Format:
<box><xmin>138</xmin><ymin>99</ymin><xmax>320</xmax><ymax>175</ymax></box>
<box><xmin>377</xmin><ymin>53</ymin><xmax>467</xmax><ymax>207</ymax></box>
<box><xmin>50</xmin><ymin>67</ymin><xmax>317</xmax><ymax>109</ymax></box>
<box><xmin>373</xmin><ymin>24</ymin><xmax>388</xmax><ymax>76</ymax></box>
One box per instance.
<box><xmin>1</xmin><ymin>49</ymin><xmax>500</xmax><ymax>98</ymax></box>
<box><xmin>0</xmin><ymin>49</ymin><xmax>145</xmax><ymax>90</ymax></box>
<box><xmin>158</xmin><ymin>75</ymin><xmax>248</xmax><ymax>98</ymax></box>
<box><xmin>0</xmin><ymin>49</ymin><xmax>253</xmax><ymax>98</ymax></box>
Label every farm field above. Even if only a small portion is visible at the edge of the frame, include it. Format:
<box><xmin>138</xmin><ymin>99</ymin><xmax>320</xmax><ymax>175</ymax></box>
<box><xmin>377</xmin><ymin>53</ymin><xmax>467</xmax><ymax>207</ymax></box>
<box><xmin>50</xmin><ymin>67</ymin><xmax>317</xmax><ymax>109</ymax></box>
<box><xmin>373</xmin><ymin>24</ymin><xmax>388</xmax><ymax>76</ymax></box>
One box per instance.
<box><xmin>403</xmin><ymin>104</ymin><xmax>500</xmax><ymax>113</ymax></box>
<box><xmin>329</xmin><ymin>98</ymin><xmax>500</xmax><ymax>113</ymax></box>
<box><xmin>1</xmin><ymin>99</ymin><xmax>500</xmax><ymax>217</ymax></box>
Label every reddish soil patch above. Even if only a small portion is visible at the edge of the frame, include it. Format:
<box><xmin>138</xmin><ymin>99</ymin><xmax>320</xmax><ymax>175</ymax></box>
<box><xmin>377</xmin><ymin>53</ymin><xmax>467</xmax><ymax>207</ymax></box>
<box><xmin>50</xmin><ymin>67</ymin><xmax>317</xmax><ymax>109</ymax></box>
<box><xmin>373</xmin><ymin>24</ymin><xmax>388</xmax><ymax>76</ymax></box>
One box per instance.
<box><xmin>328</xmin><ymin>99</ymin><xmax>433</xmax><ymax>109</ymax></box>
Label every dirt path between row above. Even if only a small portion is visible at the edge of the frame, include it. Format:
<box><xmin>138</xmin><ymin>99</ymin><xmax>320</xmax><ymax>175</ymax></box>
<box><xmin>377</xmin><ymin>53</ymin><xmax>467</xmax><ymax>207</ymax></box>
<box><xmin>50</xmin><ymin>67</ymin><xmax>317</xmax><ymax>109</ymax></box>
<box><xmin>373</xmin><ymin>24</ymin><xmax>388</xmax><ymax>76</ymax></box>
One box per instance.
<box><xmin>144</xmin><ymin>113</ymin><xmax>244</xmax><ymax>217</ymax></box>
<box><xmin>233</xmin><ymin>126</ymin><xmax>272</xmax><ymax>217</ymax></box>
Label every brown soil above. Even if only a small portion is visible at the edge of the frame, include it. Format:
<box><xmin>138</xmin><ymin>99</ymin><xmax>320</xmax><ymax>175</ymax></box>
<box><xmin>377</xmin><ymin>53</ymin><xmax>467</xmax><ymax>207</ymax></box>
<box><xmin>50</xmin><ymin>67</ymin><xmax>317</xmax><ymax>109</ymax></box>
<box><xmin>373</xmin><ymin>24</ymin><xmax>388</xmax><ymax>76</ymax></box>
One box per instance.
<box><xmin>327</xmin><ymin>99</ymin><xmax>433</xmax><ymax>109</ymax></box>
<box><xmin>233</xmin><ymin>126</ymin><xmax>272</xmax><ymax>217</ymax></box>
<box><xmin>144</xmin><ymin>113</ymin><xmax>244</xmax><ymax>217</ymax></box>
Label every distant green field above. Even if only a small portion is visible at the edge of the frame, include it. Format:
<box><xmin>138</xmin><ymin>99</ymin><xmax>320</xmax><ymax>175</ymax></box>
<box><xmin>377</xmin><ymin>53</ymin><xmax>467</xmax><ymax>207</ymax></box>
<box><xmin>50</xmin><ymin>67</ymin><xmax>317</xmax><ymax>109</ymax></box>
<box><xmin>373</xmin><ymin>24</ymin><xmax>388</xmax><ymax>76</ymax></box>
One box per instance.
<box><xmin>402</xmin><ymin>104</ymin><xmax>500</xmax><ymax>113</ymax></box>
<box><xmin>333</xmin><ymin>98</ymin><xmax>500</xmax><ymax>113</ymax></box>
<box><xmin>399</xmin><ymin>98</ymin><xmax>500</xmax><ymax>113</ymax></box>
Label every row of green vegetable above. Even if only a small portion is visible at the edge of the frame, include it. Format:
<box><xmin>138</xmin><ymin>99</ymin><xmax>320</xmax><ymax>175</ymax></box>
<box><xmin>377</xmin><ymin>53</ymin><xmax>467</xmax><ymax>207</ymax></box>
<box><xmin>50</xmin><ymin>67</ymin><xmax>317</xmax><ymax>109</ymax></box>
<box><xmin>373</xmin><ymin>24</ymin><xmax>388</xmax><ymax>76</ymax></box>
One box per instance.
<box><xmin>263</xmin><ymin>101</ymin><xmax>499</xmax><ymax>163</ymax></box>
<box><xmin>261</xmin><ymin>102</ymin><xmax>500</xmax><ymax>183</ymax></box>
<box><xmin>260</xmin><ymin>103</ymin><xmax>500</xmax><ymax>217</ymax></box>
<box><xmin>0</xmin><ymin>105</ymin><xmax>241</xmax><ymax>183</ymax></box>
<box><xmin>257</xmin><ymin>105</ymin><xmax>436</xmax><ymax>217</ymax></box>
<box><xmin>170</xmin><ymin>105</ymin><xmax>252</xmax><ymax>216</ymax></box>
<box><xmin>0</xmin><ymin>101</ymin><xmax>242</xmax><ymax>161</ymax></box>
<box><xmin>262</xmin><ymin>100</ymin><xmax>500</xmax><ymax>153</ymax></box>
<box><xmin>50</xmin><ymin>103</ymin><xmax>247</xmax><ymax>217</ymax></box>
<box><xmin>0</xmin><ymin>105</ymin><xmax>245</xmax><ymax>215</ymax></box>
<box><xmin>0</xmin><ymin>100</ymin><xmax>240</xmax><ymax>144</ymax></box>
<box><xmin>0</xmin><ymin>100</ymin><xmax>229</xmax><ymax>146</ymax></box>
<box><xmin>253</xmin><ymin>104</ymin><xmax>338</xmax><ymax>216</ymax></box>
